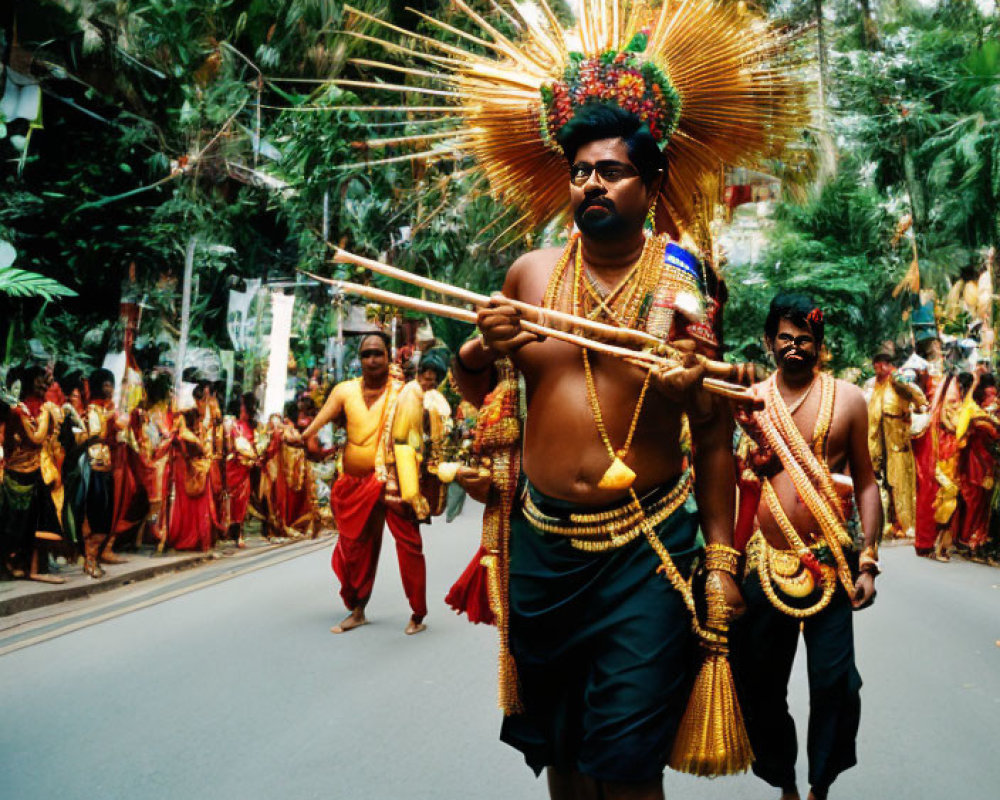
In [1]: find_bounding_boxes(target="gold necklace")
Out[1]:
[574,241,654,491]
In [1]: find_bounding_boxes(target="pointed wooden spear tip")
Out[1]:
[297,268,335,285]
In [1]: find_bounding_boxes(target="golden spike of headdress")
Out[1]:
[361,129,469,149]
[342,5,478,61]
[339,0,811,237]
[269,105,456,114]
[338,30,464,68]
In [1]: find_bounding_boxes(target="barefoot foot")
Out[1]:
[29,573,66,584]
[330,609,368,634]
[404,619,427,636]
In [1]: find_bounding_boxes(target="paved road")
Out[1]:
[1,502,999,799]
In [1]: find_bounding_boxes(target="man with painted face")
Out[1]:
[452,104,741,800]
[301,331,429,635]
[731,292,882,800]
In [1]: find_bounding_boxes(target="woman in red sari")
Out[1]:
[166,388,220,552]
[224,393,260,548]
[956,375,1000,558]
[261,401,316,539]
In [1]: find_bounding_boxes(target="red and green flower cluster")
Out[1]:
[539,43,681,148]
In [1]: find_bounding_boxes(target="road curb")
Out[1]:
[0,537,332,618]
[0,555,212,617]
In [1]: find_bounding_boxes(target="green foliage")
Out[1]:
[0,266,77,300]
[727,0,1000,376]
[725,173,906,372]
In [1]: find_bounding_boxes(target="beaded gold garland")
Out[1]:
[523,472,691,551]
[746,532,836,619]
[755,374,855,596]
[572,237,662,490]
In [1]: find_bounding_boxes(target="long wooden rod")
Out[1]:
[317,277,661,366]
[320,251,743,383]
[318,277,754,402]
[329,247,662,351]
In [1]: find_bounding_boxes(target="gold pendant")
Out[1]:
[768,550,815,598]
[597,456,636,491]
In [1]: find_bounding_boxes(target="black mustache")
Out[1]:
[778,346,814,362]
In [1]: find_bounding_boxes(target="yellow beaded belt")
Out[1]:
[522,472,692,552]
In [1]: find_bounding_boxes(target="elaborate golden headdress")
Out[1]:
[338,0,810,237]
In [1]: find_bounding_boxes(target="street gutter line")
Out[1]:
[0,538,331,657]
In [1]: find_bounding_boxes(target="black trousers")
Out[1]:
[0,469,61,574]
[731,571,862,793]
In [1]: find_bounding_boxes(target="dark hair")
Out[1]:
[556,103,665,188]
[764,292,825,344]
[62,370,86,395]
[241,391,259,425]
[358,331,391,352]
[18,366,47,400]
[89,368,115,392]
[297,394,317,414]
[957,371,975,398]
[146,372,173,405]
[283,400,298,420]
[973,373,996,404]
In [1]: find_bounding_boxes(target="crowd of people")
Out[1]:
[866,339,1000,564]
[0,370,310,582]
[0,339,471,585]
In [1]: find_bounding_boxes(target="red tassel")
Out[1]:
[799,550,824,583]
[445,546,496,625]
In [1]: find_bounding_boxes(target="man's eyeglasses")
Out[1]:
[775,333,815,348]
[569,162,639,186]
[359,349,385,359]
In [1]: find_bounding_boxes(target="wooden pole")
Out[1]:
[175,237,196,397]
[326,248,662,351]
[328,279,753,401]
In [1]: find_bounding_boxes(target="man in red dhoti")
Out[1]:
[301,331,429,635]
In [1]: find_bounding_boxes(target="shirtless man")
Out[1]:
[732,293,881,800]
[301,332,429,636]
[453,104,741,800]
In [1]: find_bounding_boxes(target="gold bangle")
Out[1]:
[859,544,880,576]
[704,543,741,576]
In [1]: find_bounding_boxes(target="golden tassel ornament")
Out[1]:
[482,551,524,714]
[668,572,753,777]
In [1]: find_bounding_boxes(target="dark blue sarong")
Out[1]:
[500,479,701,783]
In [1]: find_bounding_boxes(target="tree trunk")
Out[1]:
[815,0,829,116]
[859,0,879,50]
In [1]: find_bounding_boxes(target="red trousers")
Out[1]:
[330,471,427,622]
